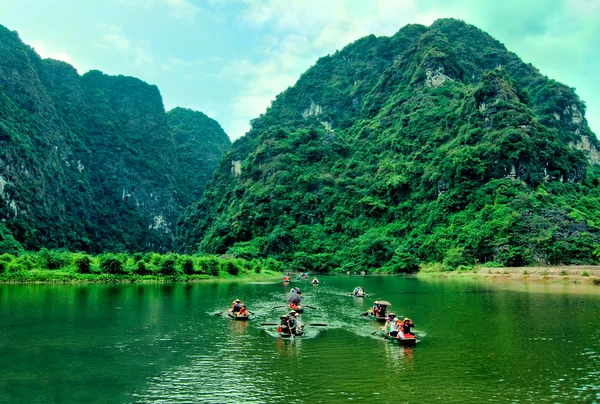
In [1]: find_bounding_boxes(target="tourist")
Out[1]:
[402,318,415,336]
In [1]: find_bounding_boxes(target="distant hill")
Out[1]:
[0,24,230,253]
[178,19,600,272]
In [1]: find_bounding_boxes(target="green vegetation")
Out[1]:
[0,250,281,283]
[0,25,230,254]
[178,19,600,273]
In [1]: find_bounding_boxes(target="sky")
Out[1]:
[0,0,598,140]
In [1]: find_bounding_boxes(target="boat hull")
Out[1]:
[228,312,250,321]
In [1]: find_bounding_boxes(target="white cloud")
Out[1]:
[165,0,199,21]
[98,24,131,50]
[29,40,87,73]
[135,48,153,65]
[119,0,200,21]
[221,0,431,139]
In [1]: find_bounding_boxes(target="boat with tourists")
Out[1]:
[350,286,365,297]
[228,311,250,321]
[227,299,252,320]
[362,300,392,322]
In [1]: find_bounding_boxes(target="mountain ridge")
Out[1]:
[178,18,600,272]
[0,24,231,253]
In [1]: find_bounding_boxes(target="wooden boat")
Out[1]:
[350,293,365,298]
[386,334,417,347]
[228,311,250,321]
[279,326,304,338]
[289,305,304,313]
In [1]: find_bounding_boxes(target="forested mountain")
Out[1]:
[178,19,600,272]
[0,24,230,253]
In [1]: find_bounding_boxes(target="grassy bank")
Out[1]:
[417,265,600,285]
[0,250,284,283]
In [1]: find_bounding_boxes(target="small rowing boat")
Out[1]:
[385,333,417,347]
[228,310,250,321]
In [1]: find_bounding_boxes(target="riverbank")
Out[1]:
[418,265,600,285]
[0,268,283,283]
[0,250,285,283]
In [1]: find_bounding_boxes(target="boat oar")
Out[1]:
[213,312,224,316]
[360,311,370,316]
[272,305,286,309]
[248,310,256,315]
[371,328,383,335]
[304,305,318,310]
[307,323,328,326]
[260,323,278,326]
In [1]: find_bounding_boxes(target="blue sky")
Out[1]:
[1,0,598,140]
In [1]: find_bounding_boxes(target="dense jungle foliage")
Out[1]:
[178,19,600,273]
[0,25,230,253]
[0,249,282,282]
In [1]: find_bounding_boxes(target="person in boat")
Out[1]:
[288,311,301,335]
[289,301,301,309]
[231,299,242,313]
[283,275,290,282]
[372,303,379,317]
[238,304,248,316]
[401,318,415,336]
[311,277,319,285]
[353,286,364,296]
[379,304,388,317]
[384,313,398,336]
[278,315,290,334]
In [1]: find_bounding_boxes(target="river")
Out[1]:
[1,276,599,403]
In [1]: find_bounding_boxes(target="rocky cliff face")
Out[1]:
[0,25,230,253]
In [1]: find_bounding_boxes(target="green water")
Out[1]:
[1,277,599,403]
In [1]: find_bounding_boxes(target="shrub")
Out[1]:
[457,265,474,272]
[198,256,220,276]
[134,261,152,275]
[419,262,449,273]
[160,259,176,276]
[443,248,466,270]
[99,254,126,275]
[221,260,239,276]
[540,269,549,276]
[75,255,92,274]
[523,270,529,275]
[182,259,194,275]
[480,261,503,268]
[560,270,568,276]
[0,253,16,273]
[262,258,283,273]
[582,271,590,277]
[15,254,36,271]
[39,249,68,270]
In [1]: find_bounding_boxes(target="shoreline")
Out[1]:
[417,265,600,286]
[0,270,282,284]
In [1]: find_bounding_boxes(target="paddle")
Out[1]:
[371,327,383,335]
[307,323,328,326]
[259,323,279,326]
[360,311,370,316]
[272,305,286,309]
[304,305,318,310]
[248,310,256,315]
